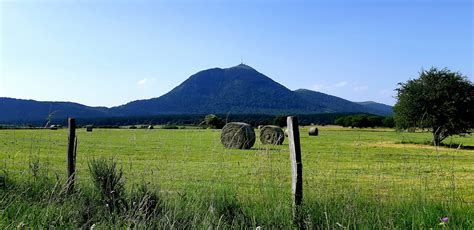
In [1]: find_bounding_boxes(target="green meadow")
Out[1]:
[0,127,473,228]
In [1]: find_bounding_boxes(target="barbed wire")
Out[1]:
[0,128,473,204]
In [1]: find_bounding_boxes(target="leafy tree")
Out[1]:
[382,117,395,128]
[394,67,474,146]
[334,117,346,127]
[204,114,224,129]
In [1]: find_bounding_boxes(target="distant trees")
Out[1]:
[335,114,389,128]
[382,116,395,128]
[394,67,474,146]
[272,115,287,127]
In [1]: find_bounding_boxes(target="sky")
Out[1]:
[1,0,472,107]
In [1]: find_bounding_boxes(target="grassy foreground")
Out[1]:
[0,126,473,228]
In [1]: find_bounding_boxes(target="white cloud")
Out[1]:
[137,78,148,85]
[334,81,348,87]
[353,85,368,91]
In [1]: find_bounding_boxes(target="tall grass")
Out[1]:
[0,128,473,228]
[0,159,472,228]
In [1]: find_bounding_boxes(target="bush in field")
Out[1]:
[88,158,125,213]
[394,67,474,145]
[204,114,224,129]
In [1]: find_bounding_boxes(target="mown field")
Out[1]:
[0,126,473,228]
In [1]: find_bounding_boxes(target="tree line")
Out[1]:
[1,113,394,129]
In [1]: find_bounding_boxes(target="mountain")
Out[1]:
[112,64,320,115]
[356,101,394,116]
[0,64,393,123]
[294,89,369,113]
[113,64,392,116]
[0,97,110,124]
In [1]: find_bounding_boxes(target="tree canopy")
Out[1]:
[203,114,224,129]
[393,67,474,145]
[334,114,394,128]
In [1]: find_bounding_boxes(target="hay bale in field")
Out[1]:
[309,127,318,136]
[86,125,93,132]
[221,122,255,149]
[148,125,154,129]
[260,125,285,145]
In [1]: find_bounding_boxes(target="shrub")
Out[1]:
[204,114,224,129]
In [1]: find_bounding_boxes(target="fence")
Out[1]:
[0,117,473,208]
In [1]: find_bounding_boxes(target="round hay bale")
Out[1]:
[148,125,154,129]
[221,122,255,149]
[260,125,285,145]
[309,127,318,136]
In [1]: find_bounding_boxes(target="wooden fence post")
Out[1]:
[67,118,77,193]
[287,116,303,221]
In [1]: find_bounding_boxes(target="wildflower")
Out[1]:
[438,217,449,226]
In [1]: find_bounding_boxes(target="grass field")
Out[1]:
[0,126,473,228]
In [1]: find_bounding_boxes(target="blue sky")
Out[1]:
[1,0,472,107]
